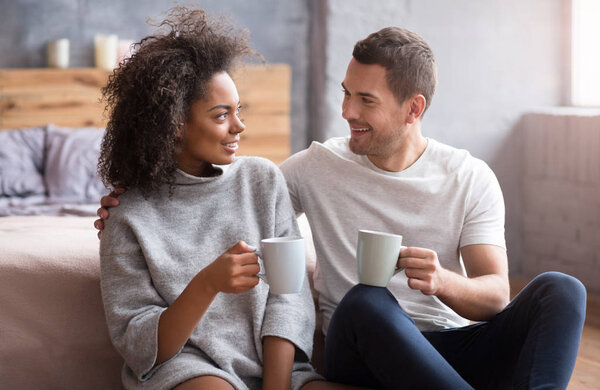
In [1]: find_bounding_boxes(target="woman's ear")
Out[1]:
[407,94,426,124]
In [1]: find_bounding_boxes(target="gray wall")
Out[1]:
[0,0,311,151]
[314,0,569,273]
[1,0,570,273]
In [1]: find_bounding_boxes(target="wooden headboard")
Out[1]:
[0,64,291,164]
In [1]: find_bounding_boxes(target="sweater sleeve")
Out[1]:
[99,215,168,381]
[260,168,316,361]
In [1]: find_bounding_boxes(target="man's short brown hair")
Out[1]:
[353,27,437,115]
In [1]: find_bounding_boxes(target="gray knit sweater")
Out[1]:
[100,157,320,390]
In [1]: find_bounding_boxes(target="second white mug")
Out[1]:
[356,229,406,287]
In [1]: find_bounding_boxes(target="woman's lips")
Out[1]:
[223,141,239,152]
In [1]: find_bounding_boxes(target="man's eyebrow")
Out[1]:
[341,82,378,99]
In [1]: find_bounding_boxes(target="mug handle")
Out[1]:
[255,254,267,281]
[394,245,408,274]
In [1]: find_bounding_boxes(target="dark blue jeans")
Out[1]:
[324,272,586,389]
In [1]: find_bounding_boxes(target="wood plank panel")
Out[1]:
[0,64,292,163]
[0,68,109,129]
[233,64,291,114]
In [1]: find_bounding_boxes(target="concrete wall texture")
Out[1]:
[3,0,587,282]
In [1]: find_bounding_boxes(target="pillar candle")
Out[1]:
[94,34,119,71]
[48,39,69,69]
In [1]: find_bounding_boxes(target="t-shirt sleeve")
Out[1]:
[459,161,506,249]
[261,168,316,361]
[279,150,306,216]
[99,217,169,381]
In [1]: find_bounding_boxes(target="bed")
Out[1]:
[0,64,323,389]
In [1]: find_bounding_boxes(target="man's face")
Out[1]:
[341,59,411,162]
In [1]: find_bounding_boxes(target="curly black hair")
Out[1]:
[98,6,258,195]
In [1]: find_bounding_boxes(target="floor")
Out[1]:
[511,277,600,389]
[569,294,600,389]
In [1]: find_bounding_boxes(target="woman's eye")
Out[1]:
[217,113,227,120]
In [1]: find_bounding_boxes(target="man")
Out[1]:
[97,27,586,389]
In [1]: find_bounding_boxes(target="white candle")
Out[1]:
[48,39,69,69]
[94,34,119,71]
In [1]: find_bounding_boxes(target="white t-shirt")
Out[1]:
[280,137,506,333]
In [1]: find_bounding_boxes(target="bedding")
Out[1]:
[0,216,124,389]
[0,126,46,196]
[0,125,106,216]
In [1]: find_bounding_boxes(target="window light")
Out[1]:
[571,0,600,106]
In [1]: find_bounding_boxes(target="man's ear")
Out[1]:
[407,94,426,124]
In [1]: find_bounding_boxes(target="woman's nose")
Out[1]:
[231,114,245,133]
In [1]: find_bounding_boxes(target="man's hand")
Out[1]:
[94,188,124,239]
[397,247,447,296]
[398,244,509,321]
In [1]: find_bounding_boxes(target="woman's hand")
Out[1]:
[200,241,261,294]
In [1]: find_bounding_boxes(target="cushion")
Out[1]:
[44,124,107,202]
[0,127,47,196]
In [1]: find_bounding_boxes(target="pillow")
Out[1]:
[44,124,108,202]
[0,127,47,196]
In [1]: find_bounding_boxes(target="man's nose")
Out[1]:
[342,99,359,120]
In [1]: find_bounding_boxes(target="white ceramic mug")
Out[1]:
[356,229,406,287]
[258,237,305,294]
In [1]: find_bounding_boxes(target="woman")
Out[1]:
[98,7,333,390]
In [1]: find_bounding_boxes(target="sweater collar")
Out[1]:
[174,164,229,185]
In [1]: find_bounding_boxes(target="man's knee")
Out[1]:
[333,284,413,325]
[531,272,586,316]
[532,271,586,297]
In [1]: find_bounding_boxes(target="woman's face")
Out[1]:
[176,71,245,176]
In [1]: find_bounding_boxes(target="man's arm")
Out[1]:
[399,244,509,321]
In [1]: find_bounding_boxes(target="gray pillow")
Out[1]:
[44,124,107,202]
[0,127,47,196]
